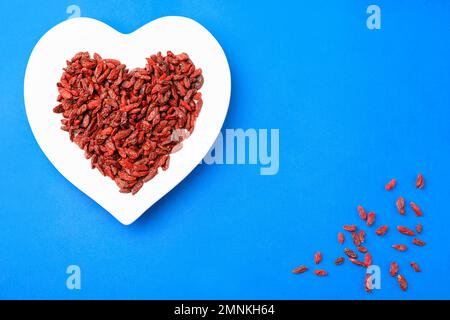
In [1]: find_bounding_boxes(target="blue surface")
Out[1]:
[0,0,449,299]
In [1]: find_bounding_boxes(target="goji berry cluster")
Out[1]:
[53,51,204,194]
[292,173,427,293]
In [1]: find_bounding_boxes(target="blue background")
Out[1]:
[0,0,449,299]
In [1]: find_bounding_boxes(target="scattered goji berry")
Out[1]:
[412,238,426,246]
[343,225,357,232]
[375,225,389,236]
[358,230,366,243]
[344,248,358,259]
[390,262,399,277]
[410,262,421,272]
[314,270,328,276]
[410,202,423,217]
[292,265,308,274]
[396,196,405,215]
[349,258,366,267]
[397,226,415,236]
[364,253,372,267]
[416,173,425,189]
[352,231,361,246]
[385,179,396,191]
[338,232,345,245]
[366,212,376,227]
[392,244,408,251]
[364,274,373,293]
[416,224,423,234]
[314,251,322,265]
[397,274,408,291]
[357,205,367,221]
[357,246,368,253]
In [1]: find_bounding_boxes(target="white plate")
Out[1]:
[24,17,231,225]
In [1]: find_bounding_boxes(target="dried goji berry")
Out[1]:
[338,232,345,245]
[397,226,415,236]
[343,225,357,232]
[352,231,361,246]
[396,196,405,215]
[385,179,396,191]
[410,202,423,217]
[314,251,322,265]
[390,262,399,277]
[416,173,425,189]
[412,238,426,246]
[357,246,368,253]
[349,258,366,267]
[397,274,408,291]
[364,253,372,267]
[314,270,328,276]
[366,212,376,227]
[416,224,423,234]
[344,248,358,259]
[358,230,366,243]
[364,273,373,293]
[357,205,367,221]
[292,265,308,274]
[392,244,408,252]
[410,262,421,272]
[375,225,389,236]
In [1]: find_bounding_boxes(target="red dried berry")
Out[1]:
[358,230,366,243]
[314,251,322,265]
[397,226,415,236]
[397,274,408,291]
[314,270,328,277]
[352,231,361,247]
[416,173,425,189]
[357,205,367,221]
[364,273,373,293]
[412,238,426,246]
[344,248,358,259]
[396,196,405,215]
[392,244,408,251]
[385,179,396,191]
[390,262,399,277]
[338,232,345,245]
[366,212,376,227]
[357,246,368,253]
[364,253,372,267]
[410,262,421,272]
[410,202,423,217]
[292,265,308,274]
[343,225,357,232]
[416,223,423,234]
[349,258,366,267]
[335,257,345,265]
[375,225,389,236]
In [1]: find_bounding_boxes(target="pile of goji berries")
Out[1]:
[292,173,427,293]
[53,51,204,194]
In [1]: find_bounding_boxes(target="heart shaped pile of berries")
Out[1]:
[53,51,204,194]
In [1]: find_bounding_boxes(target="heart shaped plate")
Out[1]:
[24,16,231,225]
